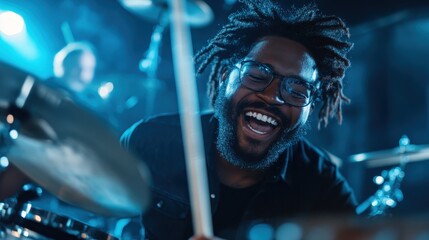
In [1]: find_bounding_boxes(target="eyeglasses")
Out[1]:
[235,60,320,107]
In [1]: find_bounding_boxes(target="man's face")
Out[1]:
[79,52,96,84]
[65,51,96,85]
[214,36,318,169]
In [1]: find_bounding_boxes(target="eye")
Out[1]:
[283,78,312,99]
[289,89,308,99]
[241,64,270,83]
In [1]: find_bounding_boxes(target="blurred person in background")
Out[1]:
[50,41,102,109]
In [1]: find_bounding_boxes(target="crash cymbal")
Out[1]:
[349,144,429,168]
[0,62,151,217]
[119,0,214,27]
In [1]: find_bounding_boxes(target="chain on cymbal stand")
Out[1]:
[356,135,410,217]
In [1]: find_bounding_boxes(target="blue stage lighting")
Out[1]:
[0,11,25,36]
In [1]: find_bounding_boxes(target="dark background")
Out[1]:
[2,0,429,217]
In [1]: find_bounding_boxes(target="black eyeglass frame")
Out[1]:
[233,60,321,107]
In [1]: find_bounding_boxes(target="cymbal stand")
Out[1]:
[0,76,35,160]
[356,135,409,217]
[139,10,169,117]
[0,76,40,232]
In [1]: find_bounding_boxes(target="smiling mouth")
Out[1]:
[243,111,279,135]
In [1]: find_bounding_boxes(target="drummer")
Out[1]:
[2,1,357,239]
[52,42,96,94]
[121,1,357,239]
[49,42,108,111]
[50,41,120,128]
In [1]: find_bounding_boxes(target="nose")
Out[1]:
[256,78,285,105]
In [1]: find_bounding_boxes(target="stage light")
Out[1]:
[98,82,114,99]
[0,11,25,36]
[248,223,274,240]
[120,0,153,8]
[0,156,9,168]
[9,129,18,139]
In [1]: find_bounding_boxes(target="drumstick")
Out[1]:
[169,0,213,237]
[61,21,74,44]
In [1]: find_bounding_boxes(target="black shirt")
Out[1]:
[213,182,263,239]
[121,112,357,240]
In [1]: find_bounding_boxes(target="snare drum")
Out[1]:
[2,202,118,240]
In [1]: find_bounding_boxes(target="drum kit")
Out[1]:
[0,0,215,239]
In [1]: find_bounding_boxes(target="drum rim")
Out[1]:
[2,224,49,239]
[18,203,118,240]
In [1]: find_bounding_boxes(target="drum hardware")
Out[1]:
[356,165,406,217]
[0,184,119,239]
[1,202,13,226]
[103,7,169,117]
[354,135,411,217]
[1,61,151,217]
[1,224,49,240]
[349,135,429,168]
[138,9,168,117]
[15,203,118,240]
[0,202,119,240]
[118,0,214,117]
[10,185,43,224]
[118,0,214,27]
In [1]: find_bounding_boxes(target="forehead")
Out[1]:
[245,36,317,81]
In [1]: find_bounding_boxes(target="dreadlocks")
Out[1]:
[194,0,353,128]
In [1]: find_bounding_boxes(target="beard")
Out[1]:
[213,84,310,170]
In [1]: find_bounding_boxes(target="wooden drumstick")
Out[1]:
[169,0,213,237]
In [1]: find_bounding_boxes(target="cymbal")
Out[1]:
[349,144,429,168]
[119,0,214,27]
[0,62,151,217]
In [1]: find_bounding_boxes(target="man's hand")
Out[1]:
[189,235,226,240]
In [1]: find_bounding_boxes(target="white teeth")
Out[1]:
[245,111,278,126]
[247,124,265,135]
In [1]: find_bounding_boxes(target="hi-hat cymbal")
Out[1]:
[0,62,151,217]
[119,0,214,27]
[349,144,429,168]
